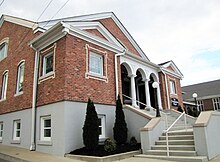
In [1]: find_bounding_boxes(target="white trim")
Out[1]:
[212,98,220,110]
[0,122,3,141]
[1,71,8,100]
[43,52,53,75]
[0,15,37,29]
[13,120,21,141]
[15,61,25,95]
[0,38,9,62]
[98,115,106,139]
[40,116,51,141]
[169,80,176,95]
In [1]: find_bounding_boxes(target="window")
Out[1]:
[197,100,204,111]
[89,52,103,76]
[213,98,220,110]
[40,116,51,141]
[0,122,3,141]
[0,42,8,61]
[1,71,8,100]
[98,115,106,139]
[16,62,25,94]
[13,120,21,141]
[170,80,176,94]
[43,52,53,75]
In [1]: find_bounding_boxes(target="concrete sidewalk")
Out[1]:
[1,144,220,162]
[0,144,82,162]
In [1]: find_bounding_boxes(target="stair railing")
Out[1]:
[122,94,168,128]
[164,111,187,156]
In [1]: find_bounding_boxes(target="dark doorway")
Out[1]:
[135,70,146,109]
[121,64,131,104]
[149,75,157,108]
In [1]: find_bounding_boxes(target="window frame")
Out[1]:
[169,80,176,95]
[0,122,3,141]
[0,38,9,61]
[1,71,8,100]
[98,115,106,139]
[213,98,220,110]
[43,52,54,76]
[197,100,204,111]
[89,52,104,76]
[13,120,21,141]
[40,116,51,141]
[15,61,25,95]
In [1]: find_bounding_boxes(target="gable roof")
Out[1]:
[159,60,183,79]
[182,79,220,101]
[38,12,149,61]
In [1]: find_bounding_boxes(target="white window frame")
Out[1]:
[40,116,51,141]
[15,62,25,95]
[1,71,8,100]
[197,100,204,111]
[13,120,21,141]
[169,80,176,95]
[213,98,220,110]
[98,115,106,139]
[43,52,54,76]
[89,52,104,76]
[0,122,3,141]
[0,40,8,61]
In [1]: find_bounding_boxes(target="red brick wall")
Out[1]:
[84,29,107,41]
[98,18,141,57]
[63,34,117,105]
[159,72,183,110]
[203,99,214,111]
[0,21,37,114]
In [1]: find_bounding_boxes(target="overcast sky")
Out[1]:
[1,0,220,86]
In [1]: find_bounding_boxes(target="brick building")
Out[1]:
[0,12,184,156]
[182,79,220,111]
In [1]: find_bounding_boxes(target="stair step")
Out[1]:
[162,130,193,136]
[135,154,208,162]
[152,145,195,151]
[145,150,197,156]
[159,135,194,140]
[156,140,194,145]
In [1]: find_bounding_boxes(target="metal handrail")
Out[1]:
[122,94,167,114]
[164,111,187,156]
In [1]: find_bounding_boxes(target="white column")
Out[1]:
[156,86,163,110]
[144,79,151,109]
[129,74,138,107]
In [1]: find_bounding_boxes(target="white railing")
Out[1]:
[164,111,187,156]
[122,94,169,128]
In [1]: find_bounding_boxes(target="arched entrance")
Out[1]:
[149,74,158,108]
[121,64,131,104]
[135,70,146,109]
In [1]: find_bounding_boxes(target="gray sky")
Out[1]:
[1,0,220,86]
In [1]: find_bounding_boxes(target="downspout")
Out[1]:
[30,46,40,151]
[161,69,171,110]
[115,50,126,99]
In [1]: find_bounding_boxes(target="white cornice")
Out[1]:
[161,67,183,79]
[65,21,123,48]
[0,15,38,29]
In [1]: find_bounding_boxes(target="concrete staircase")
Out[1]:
[136,109,208,162]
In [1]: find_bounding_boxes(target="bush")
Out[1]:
[82,98,99,150]
[113,95,128,145]
[104,138,116,152]
[129,136,137,146]
[177,105,183,113]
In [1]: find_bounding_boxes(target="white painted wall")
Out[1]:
[194,111,220,160]
[124,109,149,142]
[0,109,32,149]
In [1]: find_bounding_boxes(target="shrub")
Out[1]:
[113,95,128,145]
[129,136,137,146]
[82,98,99,150]
[104,138,116,152]
[177,105,183,112]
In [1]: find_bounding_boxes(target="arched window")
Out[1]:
[16,61,25,94]
[0,38,9,61]
[1,71,8,100]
